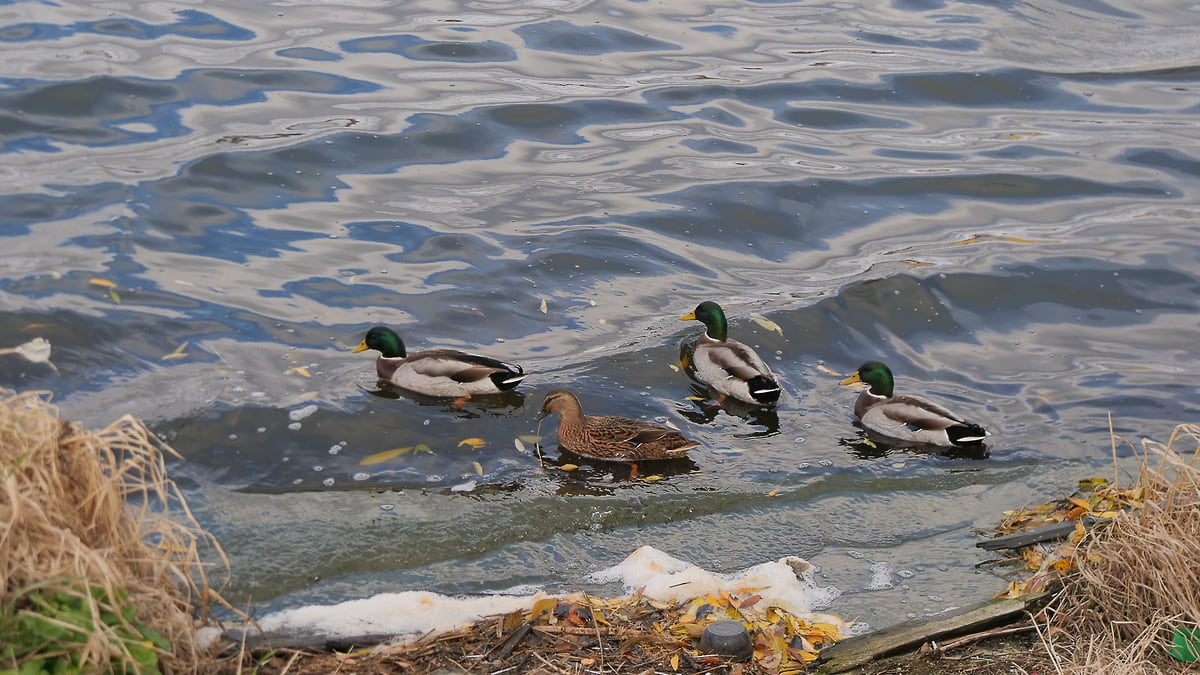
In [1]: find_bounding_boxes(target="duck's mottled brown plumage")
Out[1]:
[536,388,698,462]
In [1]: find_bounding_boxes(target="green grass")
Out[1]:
[1,581,170,675]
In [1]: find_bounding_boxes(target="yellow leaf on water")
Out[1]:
[685,396,706,401]
[538,297,547,313]
[161,342,189,361]
[89,277,117,288]
[359,447,413,465]
[668,363,679,372]
[767,489,780,497]
[750,313,783,336]
[108,288,120,303]
[472,461,484,476]
[559,464,579,471]
[414,443,433,454]
[816,363,842,377]
[291,366,311,377]
[518,434,542,443]
[514,438,527,454]
[641,475,664,482]
[458,438,486,449]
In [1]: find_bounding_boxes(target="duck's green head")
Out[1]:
[680,301,728,341]
[353,326,407,358]
[840,361,894,397]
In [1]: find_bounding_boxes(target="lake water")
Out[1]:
[2,0,1198,633]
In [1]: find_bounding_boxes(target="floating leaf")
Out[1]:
[289,366,311,378]
[161,342,189,361]
[641,475,664,482]
[685,395,706,401]
[767,489,780,497]
[518,434,542,444]
[108,288,121,303]
[458,438,486,449]
[359,447,412,465]
[816,363,842,377]
[514,438,527,454]
[0,338,58,373]
[89,277,117,288]
[559,463,579,472]
[750,313,783,336]
[472,461,484,476]
[668,363,679,372]
[538,297,547,313]
[414,443,433,454]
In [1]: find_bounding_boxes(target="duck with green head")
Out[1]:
[537,388,699,463]
[840,361,988,447]
[353,326,526,397]
[679,301,781,405]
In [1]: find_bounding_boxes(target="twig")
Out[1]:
[530,649,569,674]
[278,649,302,675]
[934,623,1037,654]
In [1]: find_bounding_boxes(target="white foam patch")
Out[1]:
[866,561,895,591]
[252,545,847,641]
[256,591,548,640]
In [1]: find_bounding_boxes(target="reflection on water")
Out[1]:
[2,0,1199,630]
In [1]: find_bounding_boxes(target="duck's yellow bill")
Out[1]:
[352,340,370,353]
[679,311,696,321]
[839,372,863,386]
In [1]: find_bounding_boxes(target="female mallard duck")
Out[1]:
[840,361,988,447]
[536,388,699,462]
[353,326,526,397]
[679,301,781,405]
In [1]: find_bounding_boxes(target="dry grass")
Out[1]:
[0,388,228,673]
[1038,423,1200,674]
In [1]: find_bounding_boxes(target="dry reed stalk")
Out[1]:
[1040,423,1200,674]
[0,388,229,673]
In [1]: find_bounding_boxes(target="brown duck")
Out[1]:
[536,388,699,462]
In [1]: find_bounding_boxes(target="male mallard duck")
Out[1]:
[353,326,526,397]
[840,361,988,447]
[679,301,781,405]
[536,388,699,462]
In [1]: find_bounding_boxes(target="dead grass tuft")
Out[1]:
[1040,423,1200,674]
[0,388,229,673]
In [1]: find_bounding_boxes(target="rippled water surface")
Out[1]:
[3,0,1199,631]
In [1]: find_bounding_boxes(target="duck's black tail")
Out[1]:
[948,423,988,446]
[748,375,782,404]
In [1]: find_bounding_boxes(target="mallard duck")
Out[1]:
[352,326,526,397]
[536,388,699,462]
[840,361,988,447]
[679,301,781,405]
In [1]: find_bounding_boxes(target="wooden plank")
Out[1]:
[816,593,1045,674]
[975,520,1082,550]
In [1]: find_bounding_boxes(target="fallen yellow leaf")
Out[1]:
[750,313,783,336]
[359,447,412,465]
[458,437,486,449]
[88,277,117,288]
[289,366,311,377]
[108,288,120,303]
[559,463,579,471]
[472,461,483,476]
[641,475,664,482]
[161,342,189,361]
